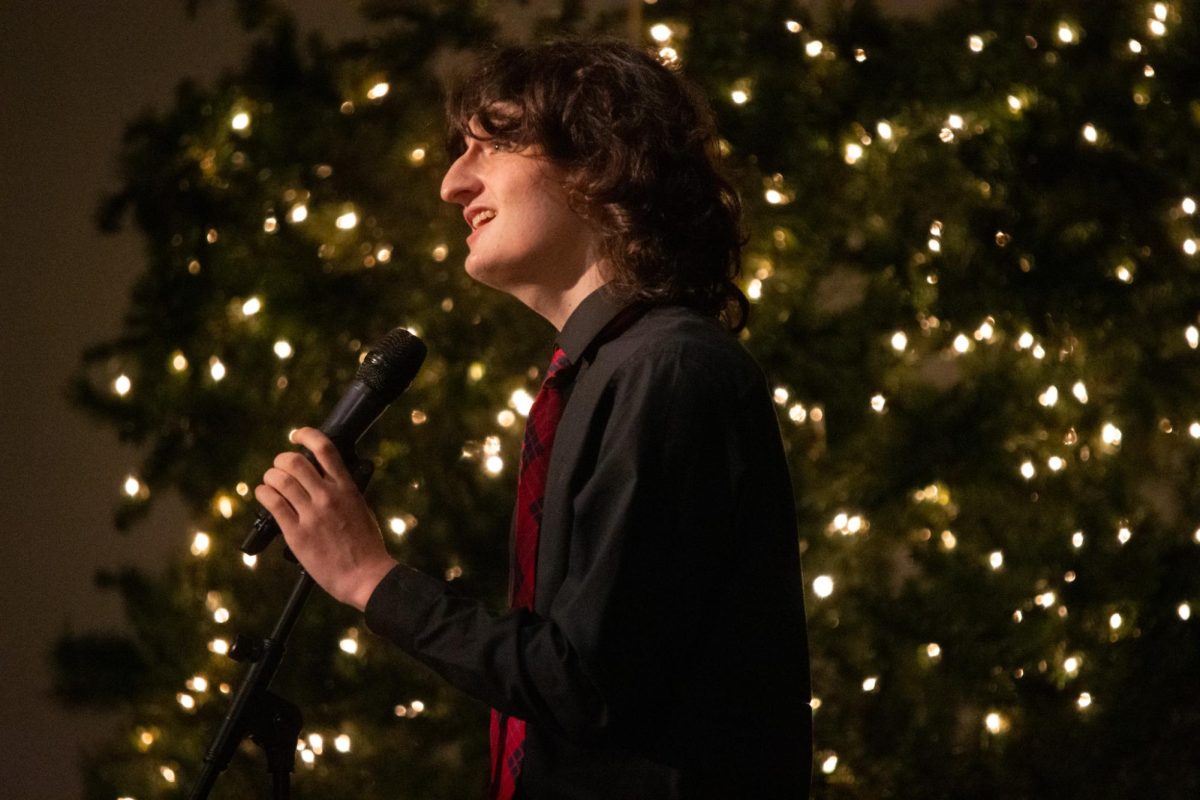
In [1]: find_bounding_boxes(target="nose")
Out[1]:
[440,146,482,206]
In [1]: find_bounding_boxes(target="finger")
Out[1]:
[292,427,352,484]
[255,483,299,528]
[262,466,313,507]
[274,451,325,495]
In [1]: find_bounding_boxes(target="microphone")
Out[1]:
[241,327,427,555]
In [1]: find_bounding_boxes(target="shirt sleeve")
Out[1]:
[364,343,747,744]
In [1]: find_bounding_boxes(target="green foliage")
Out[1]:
[64,0,1200,797]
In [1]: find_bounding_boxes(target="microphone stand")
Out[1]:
[188,459,374,799]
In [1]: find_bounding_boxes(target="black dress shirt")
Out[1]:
[365,285,813,798]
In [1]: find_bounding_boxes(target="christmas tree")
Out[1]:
[61,0,1200,797]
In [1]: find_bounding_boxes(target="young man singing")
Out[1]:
[256,37,813,799]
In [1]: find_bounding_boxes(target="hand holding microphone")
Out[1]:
[250,327,426,610]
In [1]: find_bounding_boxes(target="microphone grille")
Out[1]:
[356,327,427,400]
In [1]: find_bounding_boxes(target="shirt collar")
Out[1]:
[556,284,629,364]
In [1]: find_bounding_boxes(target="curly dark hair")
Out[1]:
[445,36,749,332]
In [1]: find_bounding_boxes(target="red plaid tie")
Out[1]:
[489,345,574,800]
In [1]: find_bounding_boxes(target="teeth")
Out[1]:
[471,209,496,228]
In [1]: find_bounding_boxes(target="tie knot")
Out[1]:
[545,345,572,382]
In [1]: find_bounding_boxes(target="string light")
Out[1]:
[114,374,132,396]
[242,553,258,568]
[1183,197,1196,215]
[209,357,226,382]
[288,204,308,223]
[968,34,984,52]
[805,40,824,58]
[1179,602,1192,620]
[862,676,879,692]
[510,389,534,416]
[1101,423,1122,446]
[336,209,359,230]
[241,296,261,316]
[230,111,250,131]
[334,734,351,753]
[985,711,1009,734]
[821,754,838,774]
[367,81,390,100]
[812,575,834,598]
[989,551,1004,569]
[190,532,211,557]
[1077,692,1093,710]
[650,24,672,42]
[1072,381,1089,403]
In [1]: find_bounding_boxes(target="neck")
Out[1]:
[512,262,611,331]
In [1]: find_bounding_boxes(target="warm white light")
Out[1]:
[1057,23,1076,44]
[1036,591,1056,608]
[339,637,359,655]
[367,81,390,100]
[510,389,534,417]
[217,495,234,519]
[485,455,504,475]
[926,643,941,659]
[274,340,292,359]
[774,387,790,405]
[389,517,408,536]
[747,279,763,300]
[334,734,351,753]
[968,34,984,52]
[870,394,886,412]
[1072,531,1085,548]
[862,676,878,692]
[1109,612,1123,629]
[114,374,132,396]
[209,358,226,382]
[1048,456,1065,472]
[243,553,257,568]
[288,204,308,223]
[1117,526,1132,544]
[985,711,1005,733]
[821,754,838,774]
[1154,3,1169,22]
[785,20,802,34]
[953,334,970,353]
[1184,239,1198,256]
[1179,602,1192,620]
[947,113,964,130]
[891,331,908,351]
[497,409,516,427]
[1183,197,1197,215]
[805,40,824,57]
[1039,385,1059,407]
[1149,18,1167,37]
[650,23,672,42]
[1102,423,1122,446]
[1077,692,1093,709]
[764,189,786,205]
[308,733,324,754]
[188,675,208,692]
[730,89,749,105]
[876,121,893,140]
[336,210,358,230]
[989,551,1004,569]
[1187,325,1200,349]
[210,638,229,655]
[788,404,807,423]
[231,111,251,131]
[123,475,142,497]
[213,607,230,624]
[1189,422,1200,439]
[1128,38,1143,53]
[191,532,211,556]
[1082,123,1098,143]
[177,693,195,710]
[844,143,864,164]
[1020,461,1036,480]
[1064,656,1080,675]
[1007,95,1023,111]
[812,575,834,598]
[241,296,262,316]
[171,351,189,371]
[1072,381,1089,403]
[300,748,316,765]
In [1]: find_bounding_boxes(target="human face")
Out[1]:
[440,117,601,300]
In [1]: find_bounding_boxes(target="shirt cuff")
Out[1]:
[363,563,447,651]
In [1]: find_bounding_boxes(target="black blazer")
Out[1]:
[366,291,813,798]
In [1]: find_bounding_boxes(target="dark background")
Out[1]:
[0,1,939,796]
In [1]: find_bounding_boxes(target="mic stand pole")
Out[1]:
[188,459,374,799]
